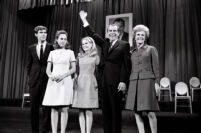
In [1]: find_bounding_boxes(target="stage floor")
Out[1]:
[0,106,201,133]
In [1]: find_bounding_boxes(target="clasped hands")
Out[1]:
[49,74,67,83]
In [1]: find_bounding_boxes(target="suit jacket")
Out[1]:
[84,26,130,87]
[129,44,159,80]
[121,32,129,42]
[27,43,54,89]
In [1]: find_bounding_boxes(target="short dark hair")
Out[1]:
[113,18,125,27]
[34,25,47,33]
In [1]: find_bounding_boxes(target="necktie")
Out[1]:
[108,41,113,52]
[40,45,44,60]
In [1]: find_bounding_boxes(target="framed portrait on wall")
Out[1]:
[105,13,133,46]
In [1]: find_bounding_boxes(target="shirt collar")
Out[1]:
[110,39,118,46]
[119,33,123,40]
[38,41,47,47]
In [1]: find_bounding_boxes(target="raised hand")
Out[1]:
[79,10,87,21]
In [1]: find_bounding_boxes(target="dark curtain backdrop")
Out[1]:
[0,0,201,99]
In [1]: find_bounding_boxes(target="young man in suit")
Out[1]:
[27,26,54,133]
[79,11,131,133]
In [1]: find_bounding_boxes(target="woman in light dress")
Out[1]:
[72,37,100,133]
[42,30,76,133]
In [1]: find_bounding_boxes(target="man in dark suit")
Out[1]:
[113,18,129,42]
[79,11,130,133]
[27,26,53,133]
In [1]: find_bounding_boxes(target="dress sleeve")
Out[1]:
[95,55,100,65]
[70,50,76,62]
[151,46,159,78]
[47,51,52,62]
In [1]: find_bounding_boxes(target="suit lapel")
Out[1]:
[108,41,119,54]
[42,43,51,61]
[31,44,40,61]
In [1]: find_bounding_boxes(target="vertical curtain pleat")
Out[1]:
[18,0,94,10]
[0,0,28,99]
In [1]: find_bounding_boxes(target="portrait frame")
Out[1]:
[105,13,133,46]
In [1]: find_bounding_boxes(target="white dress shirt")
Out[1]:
[36,41,47,59]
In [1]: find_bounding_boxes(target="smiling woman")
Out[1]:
[53,30,71,49]
[42,29,76,133]
[72,36,100,133]
[125,24,159,133]
[132,25,149,49]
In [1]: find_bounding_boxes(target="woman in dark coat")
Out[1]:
[125,24,159,133]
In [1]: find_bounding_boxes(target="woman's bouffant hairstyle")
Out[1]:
[133,24,150,39]
[78,36,98,57]
[53,30,71,49]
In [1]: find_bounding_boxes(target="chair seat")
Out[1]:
[24,93,30,97]
[22,93,30,108]
[176,96,191,99]
[159,87,170,91]
[191,87,201,90]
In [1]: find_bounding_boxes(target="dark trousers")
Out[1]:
[30,85,50,133]
[101,85,123,133]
